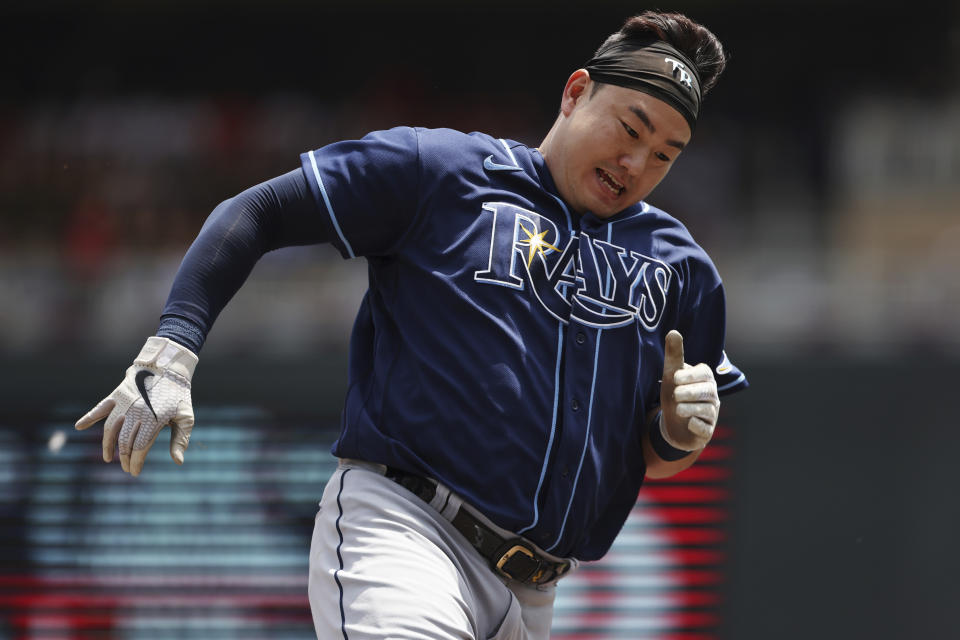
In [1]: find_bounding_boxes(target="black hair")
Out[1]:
[595,11,727,95]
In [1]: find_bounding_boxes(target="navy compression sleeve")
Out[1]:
[156,169,328,354]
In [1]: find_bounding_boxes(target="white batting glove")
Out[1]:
[659,330,721,451]
[75,336,198,477]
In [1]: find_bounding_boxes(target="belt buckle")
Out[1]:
[495,541,546,584]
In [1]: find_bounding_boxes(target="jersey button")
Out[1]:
[571,399,580,411]
[575,332,586,345]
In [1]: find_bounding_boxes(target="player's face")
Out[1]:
[542,71,691,218]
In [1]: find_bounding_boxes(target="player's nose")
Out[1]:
[618,148,647,176]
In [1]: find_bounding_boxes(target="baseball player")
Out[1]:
[76,11,747,639]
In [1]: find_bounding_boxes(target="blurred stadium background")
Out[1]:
[1,1,958,638]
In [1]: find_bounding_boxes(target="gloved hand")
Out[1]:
[75,336,198,476]
[659,330,720,451]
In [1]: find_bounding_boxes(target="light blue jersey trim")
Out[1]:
[604,224,614,299]
[308,150,355,259]
[608,200,650,226]
[517,324,565,535]
[518,191,573,534]
[718,372,747,392]
[498,138,520,168]
[553,202,612,550]
[544,194,573,230]
[548,330,603,552]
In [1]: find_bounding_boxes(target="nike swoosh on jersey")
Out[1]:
[135,370,158,420]
[483,155,522,172]
[716,351,733,374]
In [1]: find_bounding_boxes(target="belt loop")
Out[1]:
[429,482,455,518]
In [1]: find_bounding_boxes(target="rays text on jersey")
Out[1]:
[474,202,672,329]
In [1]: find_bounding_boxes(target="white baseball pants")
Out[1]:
[308,459,570,639]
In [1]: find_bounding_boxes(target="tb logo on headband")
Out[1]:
[664,57,694,92]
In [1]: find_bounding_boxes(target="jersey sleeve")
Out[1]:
[676,263,749,396]
[300,126,422,258]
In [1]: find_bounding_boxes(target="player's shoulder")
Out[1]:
[412,127,508,158]
[626,201,703,251]
[409,127,531,181]
[412,127,499,146]
[314,126,507,164]
[634,201,721,281]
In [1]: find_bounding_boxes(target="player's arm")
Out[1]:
[642,330,720,479]
[75,169,328,476]
[157,169,328,353]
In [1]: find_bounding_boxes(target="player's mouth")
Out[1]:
[596,168,625,197]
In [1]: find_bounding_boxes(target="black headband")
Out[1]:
[584,40,702,131]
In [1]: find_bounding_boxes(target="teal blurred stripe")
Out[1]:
[0,406,730,639]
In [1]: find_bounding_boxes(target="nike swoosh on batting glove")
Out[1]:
[75,336,199,477]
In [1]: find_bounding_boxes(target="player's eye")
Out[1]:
[655,151,672,162]
[620,121,639,139]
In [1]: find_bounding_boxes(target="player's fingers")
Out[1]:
[688,416,715,439]
[129,427,163,477]
[662,330,686,381]
[118,417,142,474]
[102,409,126,462]
[75,398,115,431]
[170,405,194,465]
[675,401,718,424]
[674,381,719,404]
[673,363,713,386]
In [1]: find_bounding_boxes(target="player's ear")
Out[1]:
[560,70,590,116]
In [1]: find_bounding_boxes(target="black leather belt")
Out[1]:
[385,467,571,586]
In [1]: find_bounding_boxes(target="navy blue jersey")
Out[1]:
[300,126,747,560]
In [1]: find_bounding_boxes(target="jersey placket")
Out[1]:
[539,214,622,555]
[546,319,603,554]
